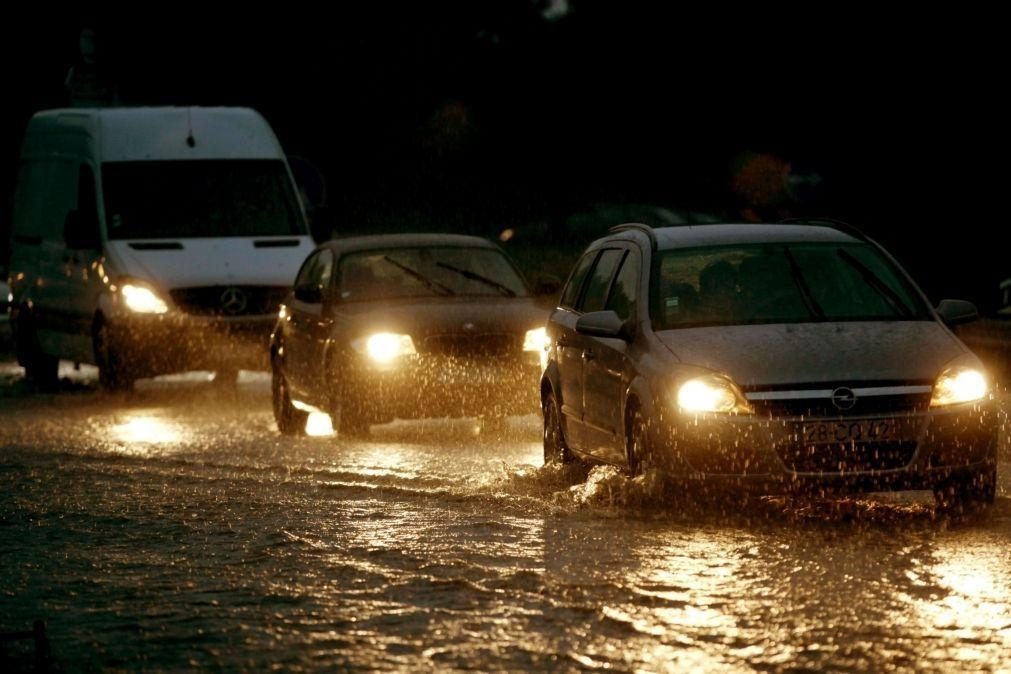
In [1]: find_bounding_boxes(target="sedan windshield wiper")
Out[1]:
[382,256,454,296]
[783,248,825,320]
[836,249,913,318]
[436,262,516,297]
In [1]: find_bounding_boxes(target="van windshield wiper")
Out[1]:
[836,249,914,318]
[436,262,516,297]
[382,256,454,296]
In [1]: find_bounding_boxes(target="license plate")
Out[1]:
[800,419,898,444]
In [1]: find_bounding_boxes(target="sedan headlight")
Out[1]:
[931,366,987,407]
[353,332,417,363]
[121,283,169,314]
[676,374,752,414]
[523,327,548,352]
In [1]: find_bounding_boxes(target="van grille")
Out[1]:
[169,286,289,317]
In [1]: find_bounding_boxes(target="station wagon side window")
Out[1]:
[605,248,640,322]
[578,249,624,313]
[559,250,599,309]
[293,250,334,302]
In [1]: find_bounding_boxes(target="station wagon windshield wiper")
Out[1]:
[836,249,913,318]
[382,256,455,296]
[783,248,825,320]
[436,262,516,297]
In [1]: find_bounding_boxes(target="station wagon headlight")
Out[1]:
[121,283,169,314]
[931,366,987,407]
[677,374,752,414]
[353,332,417,363]
[523,327,548,352]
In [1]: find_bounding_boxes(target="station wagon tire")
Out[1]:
[329,394,370,439]
[93,320,135,391]
[272,360,307,435]
[542,391,571,465]
[933,465,997,513]
[15,308,58,389]
[626,407,653,477]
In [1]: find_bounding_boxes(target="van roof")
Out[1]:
[22,107,286,162]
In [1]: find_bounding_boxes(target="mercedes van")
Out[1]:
[7,107,315,389]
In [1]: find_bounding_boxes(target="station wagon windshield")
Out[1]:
[338,246,528,301]
[654,242,930,329]
[102,160,305,239]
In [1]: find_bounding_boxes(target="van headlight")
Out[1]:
[676,374,752,414]
[121,283,169,314]
[352,332,417,363]
[931,366,987,407]
[523,327,547,352]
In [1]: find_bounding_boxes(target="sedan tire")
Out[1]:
[543,391,572,465]
[272,361,307,435]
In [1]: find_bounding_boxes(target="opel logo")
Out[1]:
[462,322,476,331]
[220,287,248,315]
[831,387,857,410]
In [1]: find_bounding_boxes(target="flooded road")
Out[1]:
[3,363,1011,672]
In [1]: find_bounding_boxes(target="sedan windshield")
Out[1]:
[338,246,528,301]
[654,242,930,329]
[103,160,305,239]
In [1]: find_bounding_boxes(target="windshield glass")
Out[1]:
[654,242,930,329]
[102,160,305,239]
[338,246,528,301]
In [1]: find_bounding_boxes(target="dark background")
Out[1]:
[2,3,1003,309]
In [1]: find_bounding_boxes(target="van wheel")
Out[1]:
[272,359,307,435]
[93,321,135,391]
[15,309,58,389]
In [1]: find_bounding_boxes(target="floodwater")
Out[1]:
[2,363,1011,672]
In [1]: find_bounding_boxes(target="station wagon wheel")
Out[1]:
[543,391,571,465]
[271,359,307,435]
[626,408,653,477]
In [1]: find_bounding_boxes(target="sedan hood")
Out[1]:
[337,297,549,337]
[656,321,968,387]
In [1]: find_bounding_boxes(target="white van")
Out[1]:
[7,107,315,389]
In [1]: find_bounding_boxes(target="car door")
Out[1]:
[582,247,640,462]
[563,248,625,454]
[552,250,599,450]
[285,249,333,397]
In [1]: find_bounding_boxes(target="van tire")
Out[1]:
[93,320,135,391]
[15,308,58,389]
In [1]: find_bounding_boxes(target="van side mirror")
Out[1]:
[936,299,979,326]
[533,274,562,297]
[575,310,630,340]
[293,283,323,304]
[63,210,101,250]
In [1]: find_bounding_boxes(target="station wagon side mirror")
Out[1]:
[63,210,101,250]
[576,310,630,340]
[293,283,323,304]
[936,299,979,326]
[533,274,562,297]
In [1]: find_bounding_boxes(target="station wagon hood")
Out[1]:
[105,237,315,289]
[338,297,548,337]
[656,321,969,387]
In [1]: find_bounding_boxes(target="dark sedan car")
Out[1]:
[270,234,550,435]
[541,222,998,510]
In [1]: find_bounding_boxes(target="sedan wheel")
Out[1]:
[626,408,653,477]
[272,361,307,435]
[543,392,571,465]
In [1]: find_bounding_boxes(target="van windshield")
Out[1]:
[102,160,305,239]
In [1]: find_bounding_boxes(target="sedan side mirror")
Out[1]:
[293,283,323,304]
[936,299,979,326]
[575,310,629,340]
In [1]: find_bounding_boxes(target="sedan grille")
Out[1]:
[777,441,918,473]
[169,286,289,317]
[419,333,519,358]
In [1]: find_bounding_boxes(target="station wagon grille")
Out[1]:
[420,333,518,358]
[169,286,289,316]
[777,441,918,473]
